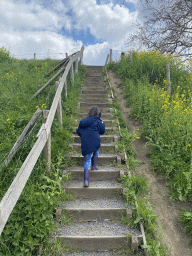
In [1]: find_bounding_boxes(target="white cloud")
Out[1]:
[71,0,138,43]
[0,0,140,65]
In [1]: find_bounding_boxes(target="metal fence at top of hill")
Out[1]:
[0,46,84,235]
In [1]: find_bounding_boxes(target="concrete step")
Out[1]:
[54,220,142,251]
[57,198,131,222]
[80,94,110,99]
[78,107,114,113]
[73,134,120,143]
[77,112,113,119]
[82,88,107,94]
[80,102,112,108]
[79,98,112,104]
[73,126,117,134]
[63,208,127,222]
[84,80,106,88]
[69,153,121,165]
[74,119,115,127]
[83,85,106,89]
[86,73,102,77]
[69,143,117,154]
[63,180,122,199]
[63,166,120,180]
[86,65,103,70]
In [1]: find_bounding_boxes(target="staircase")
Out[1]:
[54,66,143,255]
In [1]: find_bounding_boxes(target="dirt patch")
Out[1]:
[107,70,192,256]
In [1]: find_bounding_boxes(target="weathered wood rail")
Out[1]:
[0,46,84,235]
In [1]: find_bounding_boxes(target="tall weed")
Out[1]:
[0,48,86,255]
[107,50,192,201]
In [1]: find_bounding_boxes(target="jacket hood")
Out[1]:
[79,116,99,128]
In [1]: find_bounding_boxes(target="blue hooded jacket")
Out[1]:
[77,116,105,156]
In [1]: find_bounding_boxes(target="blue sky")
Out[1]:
[0,0,140,65]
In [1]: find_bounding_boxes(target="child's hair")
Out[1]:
[88,106,101,118]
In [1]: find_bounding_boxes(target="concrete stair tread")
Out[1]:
[55,220,141,237]
[64,180,122,188]
[62,198,127,209]
[69,143,115,146]
[65,166,122,172]
[69,153,120,158]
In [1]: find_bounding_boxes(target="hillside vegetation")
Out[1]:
[0,47,86,255]
[107,50,192,241]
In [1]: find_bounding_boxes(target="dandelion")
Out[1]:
[124,175,126,177]
[36,106,39,108]
[136,137,140,139]
[7,118,11,121]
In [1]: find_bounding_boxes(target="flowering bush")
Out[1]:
[107,50,192,201]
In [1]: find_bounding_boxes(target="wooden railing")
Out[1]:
[0,46,84,235]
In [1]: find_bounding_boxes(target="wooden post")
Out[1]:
[3,108,42,166]
[80,46,84,64]
[75,58,78,73]
[70,64,74,83]
[34,53,36,59]
[64,81,67,98]
[43,110,51,172]
[110,49,112,62]
[55,81,63,125]
[166,62,171,96]
[66,53,68,58]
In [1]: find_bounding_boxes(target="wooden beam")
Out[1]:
[32,65,65,98]
[44,58,69,78]
[0,130,47,235]
[80,46,84,64]
[110,49,112,62]
[55,81,63,125]
[45,51,82,136]
[42,110,51,172]
[3,108,43,166]
[70,64,74,83]
[75,58,78,73]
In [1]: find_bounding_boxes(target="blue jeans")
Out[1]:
[84,149,99,169]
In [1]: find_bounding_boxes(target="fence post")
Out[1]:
[34,53,36,59]
[110,49,112,62]
[66,53,68,58]
[166,62,171,96]
[43,110,51,172]
[70,64,74,83]
[75,58,78,73]
[55,81,63,125]
[80,46,84,64]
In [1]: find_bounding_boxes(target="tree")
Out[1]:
[128,0,192,58]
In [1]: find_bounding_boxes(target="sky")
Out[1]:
[0,0,142,65]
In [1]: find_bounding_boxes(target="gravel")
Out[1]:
[65,180,121,188]
[66,166,124,171]
[63,252,113,256]
[62,198,129,209]
[56,220,141,237]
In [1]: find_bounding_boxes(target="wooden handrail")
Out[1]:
[0,46,84,235]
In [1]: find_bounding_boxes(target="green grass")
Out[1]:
[0,47,86,255]
[105,68,168,256]
[107,50,192,250]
